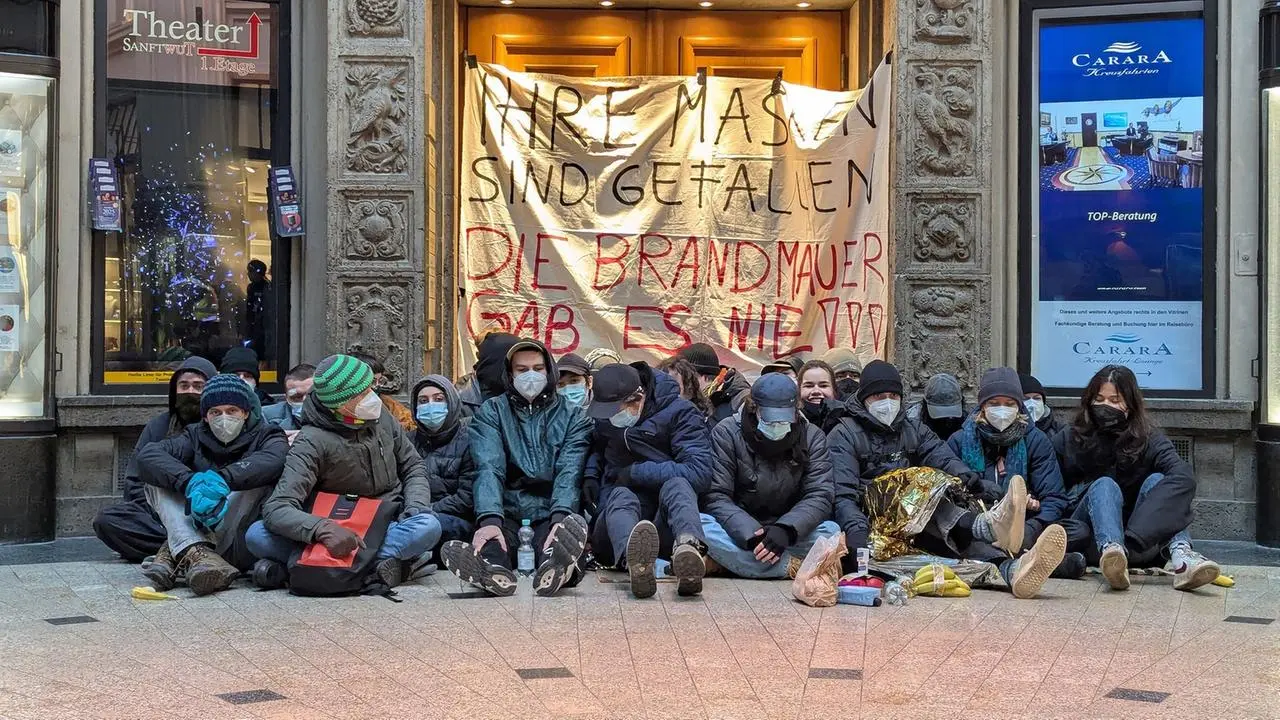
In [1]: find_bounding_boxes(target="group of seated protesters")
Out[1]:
[91,337,1221,599]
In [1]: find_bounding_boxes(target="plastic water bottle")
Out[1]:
[517,519,536,576]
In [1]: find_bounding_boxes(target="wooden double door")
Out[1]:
[465,8,846,90]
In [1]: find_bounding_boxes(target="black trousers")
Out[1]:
[478,517,585,587]
[93,500,166,563]
[590,478,703,568]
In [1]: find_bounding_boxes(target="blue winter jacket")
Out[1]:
[583,363,714,501]
[470,339,593,526]
[946,421,1068,531]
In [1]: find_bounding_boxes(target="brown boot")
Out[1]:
[179,544,240,596]
[141,543,177,591]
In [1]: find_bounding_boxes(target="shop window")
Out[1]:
[95,0,289,390]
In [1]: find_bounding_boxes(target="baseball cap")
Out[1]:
[586,364,642,420]
[924,373,964,419]
[752,373,798,423]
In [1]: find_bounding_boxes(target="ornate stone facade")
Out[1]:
[346,0,407,37]
[913,0,975,45]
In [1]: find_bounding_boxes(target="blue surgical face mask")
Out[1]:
[558,383,588,408]
[610,408,640,428]
[513,370,547,401]
[758,419,791,441]
[288,401,304,419]
[416,401,449,431]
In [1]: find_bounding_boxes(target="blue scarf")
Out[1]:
[958,414,1029,490]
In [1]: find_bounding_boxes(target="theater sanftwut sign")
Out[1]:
[119,8,263,77]
[459,59,892,370]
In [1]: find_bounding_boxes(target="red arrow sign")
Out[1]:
[197,12,260,59]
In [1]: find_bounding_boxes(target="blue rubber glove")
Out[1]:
[186,470,231,531]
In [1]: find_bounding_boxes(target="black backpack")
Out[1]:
[287,493,395,597]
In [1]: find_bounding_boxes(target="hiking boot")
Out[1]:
[1100,543,1130,590]
[533,513,588,597]
[1170,544,1220,592]
[407,553,438,581]
[977,474,1027,554]
[251,558,288,590]
[141,542,178,592]
[625,521,659,599]
[671,535,707,597]
[179,544,240,596]
[440,540,517,597]
[1051,551,1087,580]
[376,557,406,590]
[1008,524,1067,599]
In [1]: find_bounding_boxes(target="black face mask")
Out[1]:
[835,378,858,399]
[801,400,826,424]
[174,393,202,425]
[1090,403,1128,431]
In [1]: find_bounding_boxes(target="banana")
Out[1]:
[131,586,177,601]
[1212,574,1235,588]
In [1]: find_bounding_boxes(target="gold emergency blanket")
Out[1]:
[864,467,962,561]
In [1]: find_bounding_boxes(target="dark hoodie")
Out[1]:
[410,374,476,520]
[120,356,218,505]
[709,368,751,423]
[469,339,593,526]
[459,333,520,418]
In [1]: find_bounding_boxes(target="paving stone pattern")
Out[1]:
[0,560,1277,719]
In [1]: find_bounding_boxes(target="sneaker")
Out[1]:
[141,542,178,592]
[407,553,438,581]
[179,544,240,596]
[251,558,288,590]
[625,521,659,599]
[978,475,1027,554]
[1170,545,1220,592]
[1009,524,1067,599]
[1100,543,1130,590]
[533,514,588,598]
[375,557,406,590]
[440,541,517,597]
[671,536,707,597]
[1050,551,1087,580]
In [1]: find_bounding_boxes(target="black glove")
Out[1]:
[758,525,793,556]
[961,472,1002,503]
[313,520,362,558]
[614,465,633,487]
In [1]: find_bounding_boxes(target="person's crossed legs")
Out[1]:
[699,513,839,580]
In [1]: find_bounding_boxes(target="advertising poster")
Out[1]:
[1033,16,1206,391]
[0,129,21,177]
[0,246,19,293]
[0,304,19,352]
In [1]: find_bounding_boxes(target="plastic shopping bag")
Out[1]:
[792,532,848,608]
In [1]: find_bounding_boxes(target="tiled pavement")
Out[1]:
[1,558,1278,720]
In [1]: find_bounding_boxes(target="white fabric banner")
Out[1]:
[458,59,892,370]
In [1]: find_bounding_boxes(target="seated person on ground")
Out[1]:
[349,351,415,433]
[1020,373,1067,437]
[247,354,441,591]
[820,348,863,400]
[701,374,838,579]
[221,346,276,407]
[556,352,592,410]
[410,374,477,548]
[827,361,1065,599]
[947,367,1086,580]
[678,342,751,423]
[134,374,288,596]
[94,356,216,563]
[262,363,315,436]
[1054,364,1220,592]
[585,362,712,598]
[760,358,800,381]
[798,360,850,433]
[905,372,968,442]
[458,332,520,418]
[440,339,593,597]
[656,356,717,422]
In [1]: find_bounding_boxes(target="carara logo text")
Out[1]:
[1071,40,1171,77]
[1072,335,1172,357]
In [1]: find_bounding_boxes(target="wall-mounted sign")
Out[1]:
[107,1,275,87]
[268,165,304,238]
[1028,11,1209,393]
[88,158,123,232]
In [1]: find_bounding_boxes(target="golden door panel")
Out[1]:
[465,9,649,77]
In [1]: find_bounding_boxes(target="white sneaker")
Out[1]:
[1010,524,1067,599]
[1100,543,1129,590]
[1171,545,1220,592]
[978,475,1027,554]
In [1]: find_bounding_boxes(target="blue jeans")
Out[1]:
[245,513,443,564]
[699,513,840,579]
[1070,474,1191,552]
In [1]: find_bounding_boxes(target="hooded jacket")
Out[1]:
[704,413,834,548]
[470,339,593,527]
[260,391,431,543]
[135,397,288,494]
[410,374,476,520]
[709,368,751,423]
[583,362,714,501]
[827,397,971,549]
[121,356,218,506]
[459,333,520,418]
[262,401,303,431]
[1053,426,1195,562]
[946,420,1068,535]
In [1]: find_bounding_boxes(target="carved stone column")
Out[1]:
[890,0,992,395]
[324,0,428,395]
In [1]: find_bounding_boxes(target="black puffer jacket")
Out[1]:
[135,419,288,494]
[411,374,475,520]
[827,398,970,549]
[704,413,834,549]
[1053,427,1195,563]
[709,369,751,423]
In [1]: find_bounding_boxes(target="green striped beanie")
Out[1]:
[313,354,374,409]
